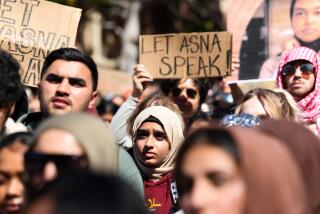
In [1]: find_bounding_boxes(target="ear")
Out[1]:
[0,104,14,129]
[37,83,41,100]
[9,103,15,116]
[88,91,98,109]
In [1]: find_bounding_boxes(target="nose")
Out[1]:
[56,79,70,95]
[294,67,303,77]
[145,136,155,148]
[306,14,316,25]
[7,177,23,197]
[179,88,188,100]
[189,179,212,211]
[43,162,58,182]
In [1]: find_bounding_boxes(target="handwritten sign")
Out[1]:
[0,0,81,87]
[139,32,232,79]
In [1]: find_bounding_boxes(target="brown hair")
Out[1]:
[235,88,301,121]
[127,91,182,136]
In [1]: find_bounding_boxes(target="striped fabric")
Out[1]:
[276,47,320,135]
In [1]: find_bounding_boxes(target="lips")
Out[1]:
[291,81,303,87]
[2,203,22,212]
[51,97,71,108]
[303,28,316,34]
[142,148,155,159]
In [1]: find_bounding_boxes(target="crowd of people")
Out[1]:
[0,0,319,213]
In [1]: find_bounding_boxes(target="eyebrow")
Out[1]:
[294,7,320,11]
[137,128,148,132]
[46,73,62,82]
[46,74,87,86]
[153,130,166,135]
[0,171,11,178]
[69,77,86,86]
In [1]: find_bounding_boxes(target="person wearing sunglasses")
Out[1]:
[259,0,320,79]
[110,64,207,149]
[24,113,144,199]
[276,46,320,135]
[161,78,209,124]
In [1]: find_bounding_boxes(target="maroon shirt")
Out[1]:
[144,173,176,214]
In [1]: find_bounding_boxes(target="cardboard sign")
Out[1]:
[228,79,276,103]
[0,0,81,87]
[139,32,232,79]
[98,67,132,95]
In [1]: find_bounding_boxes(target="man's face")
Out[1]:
[292,0,320,42]
[169,79,200,121]
[38,60,97,116]
[0,142,27,214]
[282,60,316,100]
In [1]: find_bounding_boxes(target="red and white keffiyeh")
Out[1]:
[276,47,320,134]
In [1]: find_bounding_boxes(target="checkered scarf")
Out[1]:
[276,47,320,134]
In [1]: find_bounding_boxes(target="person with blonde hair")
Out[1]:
[235,88,301,121]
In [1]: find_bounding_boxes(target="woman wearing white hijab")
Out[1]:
[130,106,184,213]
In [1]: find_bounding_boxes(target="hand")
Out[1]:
[232,57,240,73]
[132,64,153,98]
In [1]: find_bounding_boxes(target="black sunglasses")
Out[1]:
[170,87,198,99]
[25,151,87,176]
[24,151,88,195]
[281,62,315,77]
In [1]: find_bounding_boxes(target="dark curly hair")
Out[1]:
[0,50,24,108]
[160,78,210,106]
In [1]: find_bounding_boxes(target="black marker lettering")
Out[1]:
[0,0,15,24]
[20,0,40,27]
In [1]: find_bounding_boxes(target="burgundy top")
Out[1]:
[144,172,177,214]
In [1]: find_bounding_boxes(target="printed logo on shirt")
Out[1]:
[146,197,162,211]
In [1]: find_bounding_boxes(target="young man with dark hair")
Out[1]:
[18,48,98,130]
[276,46,320,135]
[18,48,144,199]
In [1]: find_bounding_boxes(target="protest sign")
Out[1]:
[0,0,81,87]
[139,32,232,79]
[228,79,276,103]
[98,67,132,95]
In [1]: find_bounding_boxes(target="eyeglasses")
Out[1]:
[170,87,198,99]
[25,151,87,172]
[281,62,315,77]
[24,151,87,182]
[24,151,88,196]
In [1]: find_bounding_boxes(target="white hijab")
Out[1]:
[132,106,184,179]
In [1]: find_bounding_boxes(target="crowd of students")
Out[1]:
[0,0,319,213]
[0,43,318,214]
